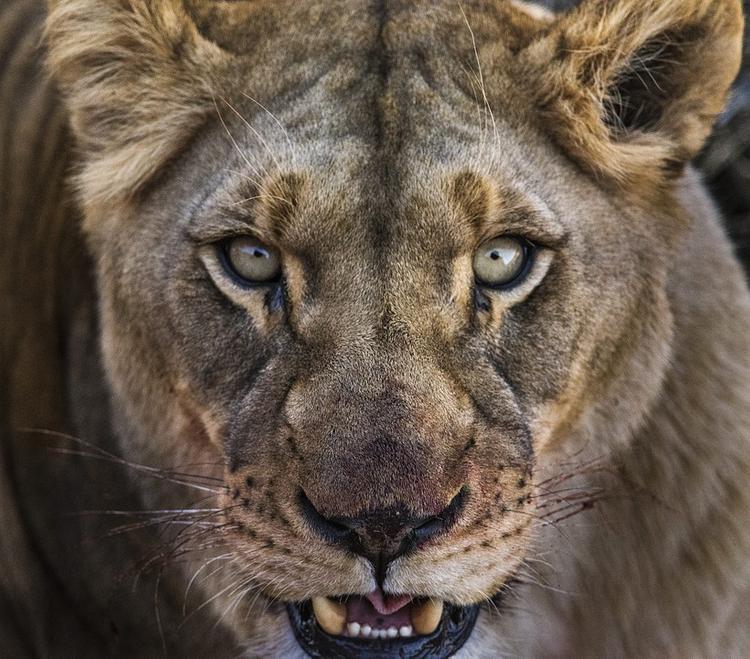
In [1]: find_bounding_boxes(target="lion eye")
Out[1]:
[473,236,532,288]
[221,236,281,285]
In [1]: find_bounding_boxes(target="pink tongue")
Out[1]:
[346,590,413,628]
[367,590,412,615]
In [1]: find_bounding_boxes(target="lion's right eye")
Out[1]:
[473,236,534,289]
[220,236,281,285]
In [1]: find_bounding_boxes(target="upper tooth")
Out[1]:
[311,597,346,636]
[411,599,444,635]
[347,622,361,637]
[361,624,372,637]
[399,625,413,637]
[387,626,399,638]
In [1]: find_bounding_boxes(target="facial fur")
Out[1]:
[41,0,745,655]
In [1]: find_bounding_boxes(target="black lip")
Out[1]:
[287,600,479,659]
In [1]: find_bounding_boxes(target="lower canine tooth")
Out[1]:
[412,599,444,635]
[311,597,346,636]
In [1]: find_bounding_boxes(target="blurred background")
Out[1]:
[540,0,750,275]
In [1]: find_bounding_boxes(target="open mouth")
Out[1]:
[287,591,479,658]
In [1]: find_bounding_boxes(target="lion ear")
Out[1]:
[521,0,744,188]
[46,1,229,208]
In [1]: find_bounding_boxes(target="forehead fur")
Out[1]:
[42,0,556,213]
[45,0,743,221]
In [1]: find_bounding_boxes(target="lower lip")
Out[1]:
[286,600,480,659]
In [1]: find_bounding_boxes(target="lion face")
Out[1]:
[47,0,743,655]
[90,73,674,655]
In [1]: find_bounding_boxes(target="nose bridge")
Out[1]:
[310,343,461,450]
[290,340,470,517]
[305,228,448,355]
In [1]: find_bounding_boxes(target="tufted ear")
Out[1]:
[46,0,230,209]
[521,0,744,189]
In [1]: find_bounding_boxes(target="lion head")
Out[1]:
[45,0,743,656]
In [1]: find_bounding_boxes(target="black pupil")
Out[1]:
[490,251,501,260]
[252,248,268,259]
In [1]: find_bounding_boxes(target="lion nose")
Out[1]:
[299,488,467,581]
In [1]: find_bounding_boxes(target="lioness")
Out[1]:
[1,0,749,656]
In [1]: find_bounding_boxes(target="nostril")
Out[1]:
[412,516,445,544]
[299,486,470,561]
[298,490,353,546]
[412,486,469,546]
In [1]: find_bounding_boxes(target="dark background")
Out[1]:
[539,0,750,273]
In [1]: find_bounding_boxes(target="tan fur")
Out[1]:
[45,0,229,214]
[0,0,748,656]
[523,0,744,192]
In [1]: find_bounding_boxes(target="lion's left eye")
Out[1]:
[473,236,533,289]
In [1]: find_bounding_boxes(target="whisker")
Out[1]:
[240,91,298,168]
[77,509,225,517]
[459,2,500,149]
[214,95,265,180]
[220,95,283,173]
[133,523,241,585]
[154,569,168,655]
[23,427,225,485]
[47,448,225,494]
[184,553,236,615]
[105,516,228,538]
[227,193,294,208]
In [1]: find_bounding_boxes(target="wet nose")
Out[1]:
[299,488,467,580]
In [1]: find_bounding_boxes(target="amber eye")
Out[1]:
[473,236,533,289]
[221,236,281,285]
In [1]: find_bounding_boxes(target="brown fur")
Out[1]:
[0,0,748,656]
[524,0,744,191]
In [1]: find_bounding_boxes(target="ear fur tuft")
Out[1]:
[46,0,230,210]
[521,0,744,189]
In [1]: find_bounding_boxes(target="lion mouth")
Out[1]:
[287,591,479,658]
